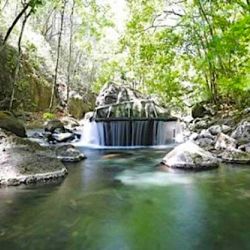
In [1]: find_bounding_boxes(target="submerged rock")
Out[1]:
[0,111,26,137]
[0,129,67,186]
[161,141,219,170]
[55,145,86,162]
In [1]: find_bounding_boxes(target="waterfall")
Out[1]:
[78,119,183,147]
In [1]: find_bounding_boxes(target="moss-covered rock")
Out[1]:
[0,40,53,111]
[68,93,90,119]
[0,111,26,137]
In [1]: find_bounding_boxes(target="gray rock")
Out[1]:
[52,132,75,143]
[195,137,215,150]
[191,102,210,118]
[215,133,237,151]
[94,82,173,120]
[0,111,26,137]
[199,129,214,139]
[61,116,79,130]
[208,125,231,135]
[161,141,219,170]
[56,145,86,162]
[44,119,65,133]
[238,143,250,153]
[231,121,250,143]
[190,132,199,140]
[243,107,250,114]
[0,129,67,186]
[219,149,250,164]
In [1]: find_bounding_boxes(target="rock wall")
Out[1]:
[0,41,53,111]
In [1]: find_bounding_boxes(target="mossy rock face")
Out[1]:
[68,94,90,119]
[0,40,53,112]
[0,111,26,137]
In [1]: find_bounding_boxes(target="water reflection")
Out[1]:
[1,148,250,249]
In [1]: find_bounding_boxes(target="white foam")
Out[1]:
[116,171,192,187]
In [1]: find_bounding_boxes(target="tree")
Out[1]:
[2,0,43,46]
[49,0,67,111]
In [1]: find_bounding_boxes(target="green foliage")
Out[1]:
[95,0,250,108]
[42,112,55,120]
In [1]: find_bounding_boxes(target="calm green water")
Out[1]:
[1,147,250,250]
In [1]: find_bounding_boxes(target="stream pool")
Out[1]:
[1,147,250,250]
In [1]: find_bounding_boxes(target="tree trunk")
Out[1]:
[66,0,75,106]
[9,8,32,110]
[49,0,67,111]
[2,1,31,45]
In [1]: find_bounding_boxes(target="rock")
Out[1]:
[195,137,215,150]
[208,125,231,136]
[215,133,237,151]
[238,143,250,153]
[0,129,67,186]
[191,102,214,118]
[68,92,90,119]
[191,118,213,130]
[55,145,86,162]
[30,132,44,139]
[60,116,79,130]
[161,141,219,170]
[231,121,250,144]
[0,111,26,137]
[44,119,65,133]
[52,132,75,143]
[243,107,250,114]
[190,132,199,140]
[79,112,94,125]
[94,82,174,120]
[219,150,250,164]
[199,129,214,139]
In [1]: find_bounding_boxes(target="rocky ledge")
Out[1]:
[0,129,68,186]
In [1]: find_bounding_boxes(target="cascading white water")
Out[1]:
[77,119,183,147]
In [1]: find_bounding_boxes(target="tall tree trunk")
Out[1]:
[9,8,32,110]
[49,0,67,111]
[66,0,75,106]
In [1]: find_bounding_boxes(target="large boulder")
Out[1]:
[0,111,26,137]
[0,129,67,186]
[95,82,143,107]
[161,141,219,170]
[94,82,172,120]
